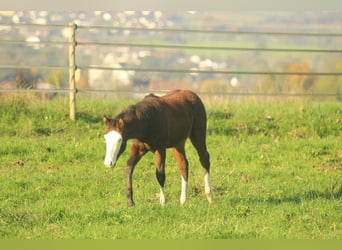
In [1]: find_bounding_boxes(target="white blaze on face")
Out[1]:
[104,130,123,168]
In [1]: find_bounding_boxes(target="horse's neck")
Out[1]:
[125,118,147,140]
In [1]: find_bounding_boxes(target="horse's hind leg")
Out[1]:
[172,143,189,205]
[155,148,166,206]
[190,131,214,203]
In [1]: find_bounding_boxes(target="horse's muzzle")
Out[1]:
[105,163,112,168]
[104,130,122,169]
[104,161,115,168]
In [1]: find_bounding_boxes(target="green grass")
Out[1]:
[0,95,341,239]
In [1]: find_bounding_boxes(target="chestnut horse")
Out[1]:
[103,89,214,207]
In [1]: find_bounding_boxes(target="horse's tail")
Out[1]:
[189,91,210,173]
[191,92,207,134]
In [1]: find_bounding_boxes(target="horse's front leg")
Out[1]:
[125,142,148,207]
[125,163,135,207]
[155,148,166,206]
[172,144,189,205]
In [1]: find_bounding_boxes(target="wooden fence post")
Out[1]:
[69,22,77,121]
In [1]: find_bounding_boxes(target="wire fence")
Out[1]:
[0,22,342,119]
[1,23,342,76]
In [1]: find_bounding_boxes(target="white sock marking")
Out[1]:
[180,176,188,205]
[204,172,214,203]
[204,172,211,194]
[160,187,166,207]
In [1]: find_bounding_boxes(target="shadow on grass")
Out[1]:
[265,188,342,204]
[220,187,342,205]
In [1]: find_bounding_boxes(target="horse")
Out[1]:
[103,89,214,207]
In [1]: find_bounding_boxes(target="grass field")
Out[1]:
[0,95,341,239]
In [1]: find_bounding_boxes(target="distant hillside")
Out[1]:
[1,11,341,98]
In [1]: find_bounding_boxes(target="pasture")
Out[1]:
[0,95,341,239]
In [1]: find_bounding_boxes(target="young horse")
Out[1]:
[103,89,214,207]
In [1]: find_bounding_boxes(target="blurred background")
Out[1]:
[0,11,342,102]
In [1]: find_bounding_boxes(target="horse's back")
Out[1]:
[161,89,205,116]
[159,90,206,147]
[162,89,199,102]
[162,89,204,110]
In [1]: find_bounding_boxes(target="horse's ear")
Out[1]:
[118,118,124,130]
[103,116,110,126]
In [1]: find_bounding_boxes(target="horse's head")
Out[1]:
[103,116,127,168]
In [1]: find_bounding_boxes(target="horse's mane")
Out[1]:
[116,93,162,121]
[135,94,162,120]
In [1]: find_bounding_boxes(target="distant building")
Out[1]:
[88,53,133,91]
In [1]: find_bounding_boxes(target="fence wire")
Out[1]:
[80,65,342,76]
[76,24,342,37]
[0,88,338,98]
[76,41,342,54]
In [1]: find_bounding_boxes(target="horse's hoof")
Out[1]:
[160,198,166,207]
[127,201,135,207]
[206,195,215,204]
